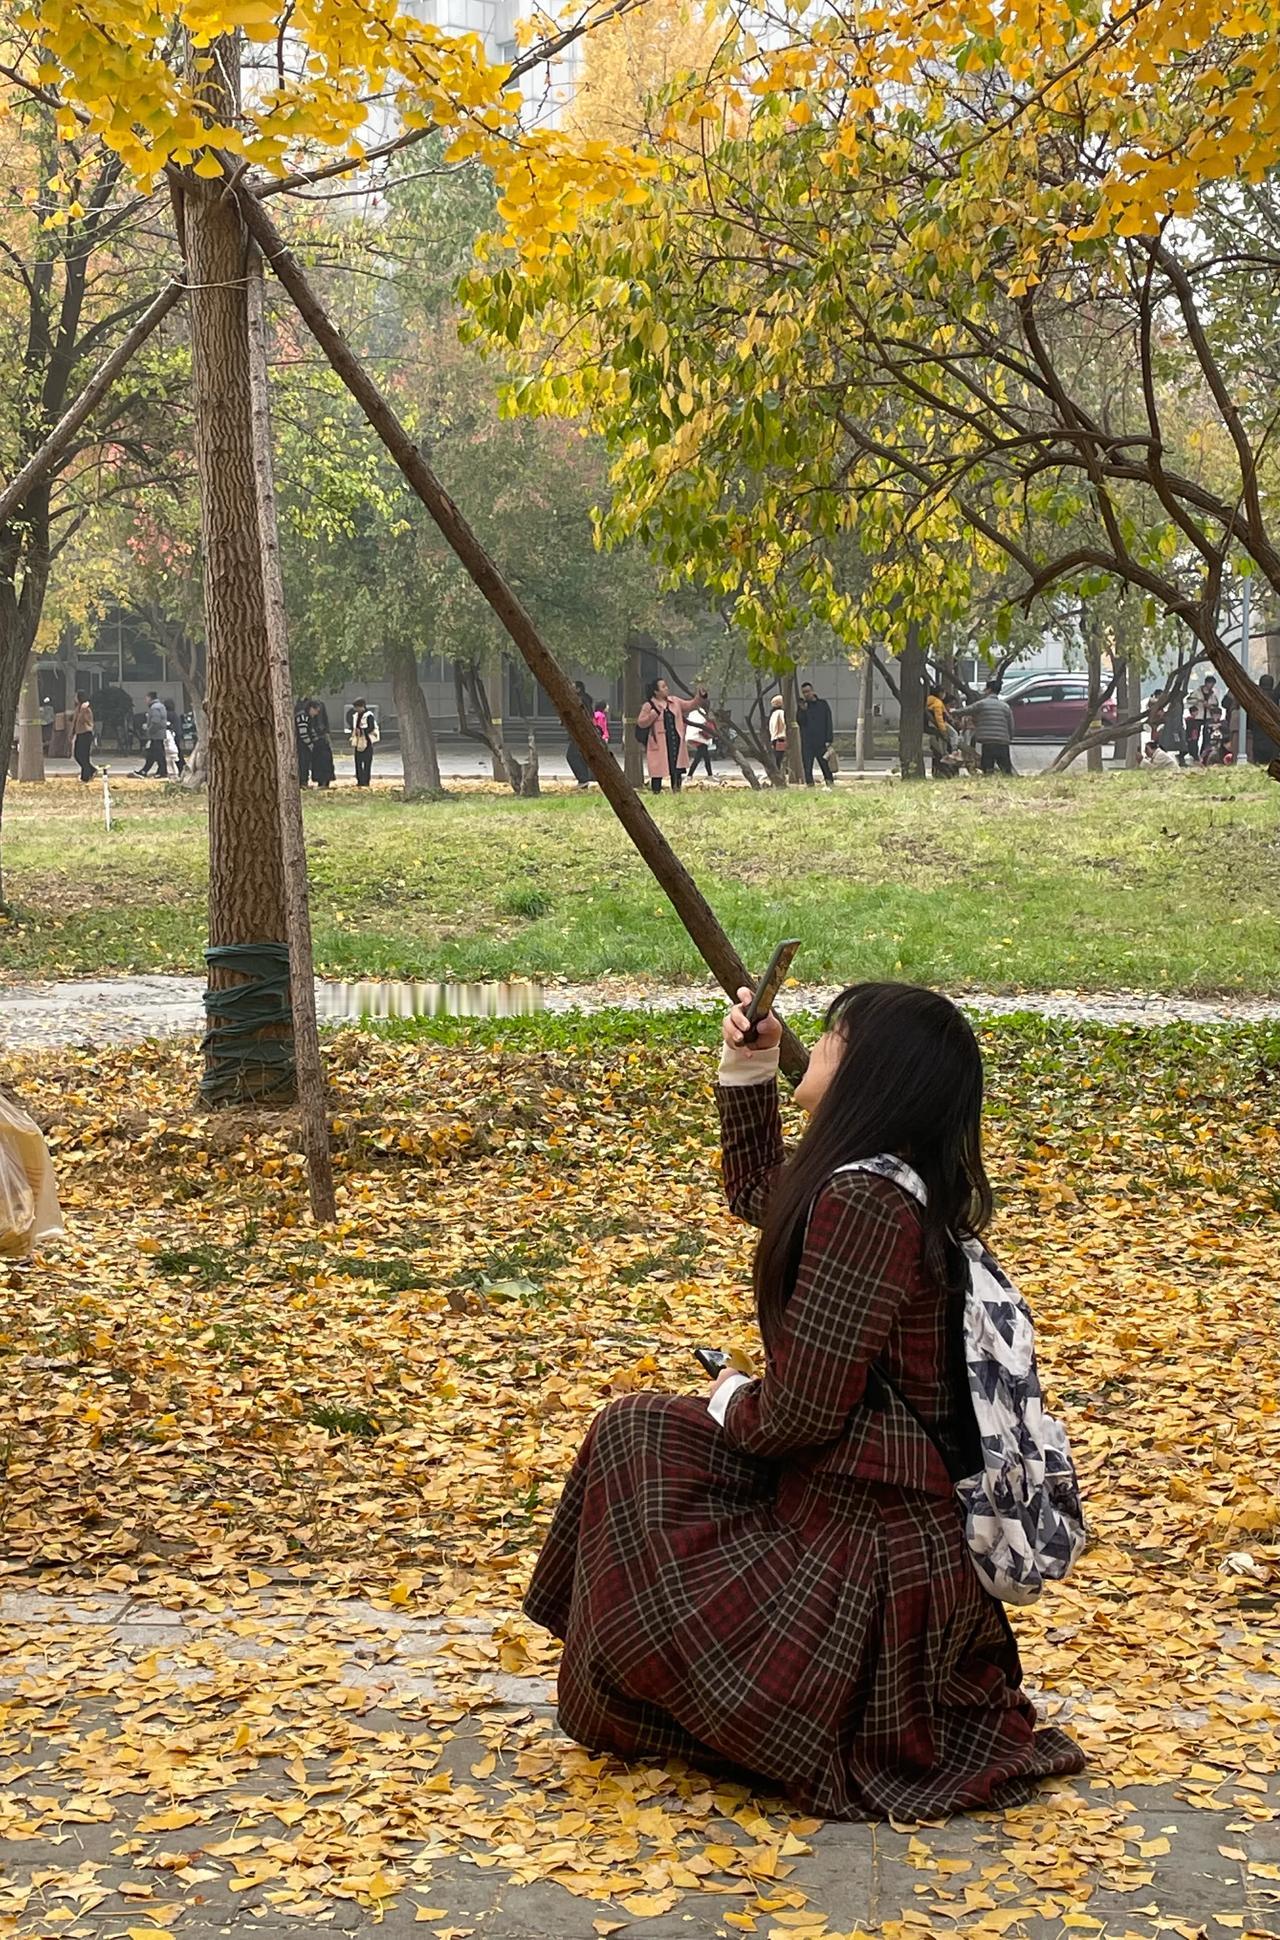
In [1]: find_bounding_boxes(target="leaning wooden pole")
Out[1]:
[244,248,336,1220]
[233,178,809,1080]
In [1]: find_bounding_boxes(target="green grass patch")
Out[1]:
[2,771,1277,993]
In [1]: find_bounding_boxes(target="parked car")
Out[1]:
[1001,673,1118,740]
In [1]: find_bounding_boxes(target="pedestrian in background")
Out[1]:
[134,691,170,777]
[1186,674,1218,760]
[965,680,1016,775]
[294,696,313,787]
[685,684,716,780]
[798,681,835,787]
[637,678,688,794]
[350,698,378,788]
[70,689,96,783]
[307,699,335,789]
[768,692,788,763]
[567,682,594,787]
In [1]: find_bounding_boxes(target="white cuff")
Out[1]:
[707,1372,752,1426]
[717,1043,781,1088]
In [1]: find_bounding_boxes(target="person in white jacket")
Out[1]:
[769,694,787,761]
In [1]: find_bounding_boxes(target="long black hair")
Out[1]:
[753,982,993,1347]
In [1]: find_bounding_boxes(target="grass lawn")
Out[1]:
[1,767,1276,991]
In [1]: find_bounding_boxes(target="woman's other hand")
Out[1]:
[723,986,783,1055]
[708,1365,744,1401]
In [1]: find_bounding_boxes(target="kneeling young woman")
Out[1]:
[525,982,1085,1820]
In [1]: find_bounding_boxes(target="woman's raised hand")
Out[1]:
[723,986,783,1054]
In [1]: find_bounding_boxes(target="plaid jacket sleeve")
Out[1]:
[715,1077,786,1229]
[720,1172,914,1460]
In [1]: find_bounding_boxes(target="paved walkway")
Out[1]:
[0,970,1272,1047]
[2,1587,1277,1940]
[33,736,1076,784]
[2,975,1278,1053]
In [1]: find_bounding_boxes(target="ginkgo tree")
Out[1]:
[463,0,1280,765]
[1,0,659,1126]
[2,0,816,1174]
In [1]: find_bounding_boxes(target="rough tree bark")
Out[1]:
[236,180,810,1078]
[185,42,290,1100]
[245,249,334,1219]
[387,638,443,795]
[897,623,927,779]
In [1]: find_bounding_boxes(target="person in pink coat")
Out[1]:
[637,678,689,793]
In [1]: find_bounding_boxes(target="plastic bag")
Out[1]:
[0,1089,63,1259]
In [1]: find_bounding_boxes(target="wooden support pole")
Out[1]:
[244,248,336,1221]
[233,179,809,1080]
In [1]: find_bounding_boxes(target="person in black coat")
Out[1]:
[798,682,835,787]
[307,700,335,788]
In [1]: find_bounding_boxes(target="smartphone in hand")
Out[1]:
[741,938,801,1043]
[694,1347,731,1378]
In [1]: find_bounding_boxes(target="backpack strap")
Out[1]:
[829,1153,928,1207]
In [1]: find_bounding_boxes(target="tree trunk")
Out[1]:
[711,703,763,788]
[485,660,505,782]
[185,41,290,1104]
[0,615,28,904]
[245,248,334,1221]
[387,638,443,795]
[1117,657,1143,768]
[520,732,541,796]
[855,649,873,770]
[454,658,524,791]
[623,641,644,787]
[749,679,788,786]
[0,488,50,903]
[897,624,926,779]
[1085,640,1105,772]
[17,663,44,783]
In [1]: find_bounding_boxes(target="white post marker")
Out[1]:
[101,765,112,833]
[1238,574,1251,765]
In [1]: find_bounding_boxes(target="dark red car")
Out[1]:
[1002,673,1119,740]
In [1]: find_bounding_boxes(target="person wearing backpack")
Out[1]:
[350,698,378,787]
[636,677,689,793]
[525,981,1085,1821]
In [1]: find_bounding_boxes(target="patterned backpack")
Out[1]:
[837,1156,1087,1605]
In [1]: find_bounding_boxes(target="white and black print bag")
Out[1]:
[837,1156,1087,1605]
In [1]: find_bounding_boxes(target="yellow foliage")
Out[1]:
[567,0,727,144]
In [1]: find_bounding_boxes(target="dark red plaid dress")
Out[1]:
[526,1075,1084,1820]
